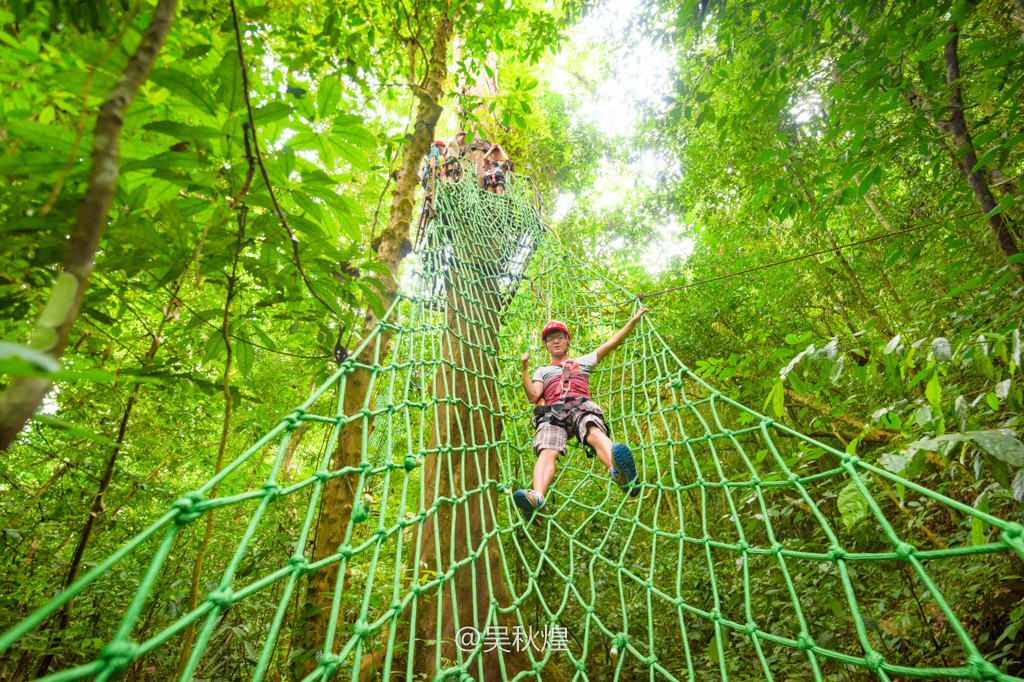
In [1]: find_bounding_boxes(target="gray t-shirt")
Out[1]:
[531,352,599,404]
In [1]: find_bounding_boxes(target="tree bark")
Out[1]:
[0,0,179,452]
[290,15,454,678]
[404,254,535,680]
[942,25,1021,270]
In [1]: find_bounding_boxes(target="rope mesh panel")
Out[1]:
[2,161,1023,681]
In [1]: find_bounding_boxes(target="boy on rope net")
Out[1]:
[514,310,649,523]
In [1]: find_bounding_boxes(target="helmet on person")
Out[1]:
[434,140,445,147]
[541,320,570,342]
[456,130,466,137]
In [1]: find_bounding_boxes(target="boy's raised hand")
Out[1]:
[632,307,650,322]
[520,352,530,370]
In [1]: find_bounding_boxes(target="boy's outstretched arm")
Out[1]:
[521,353,543,404]
[596,307,650,362]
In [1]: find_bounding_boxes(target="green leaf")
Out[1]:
[317,77,342,118]
[216,50,246,112]
[143,121,222,140]
[916,32,951,61]
[4,119,74,154]
[883,334,901,354]
[32,414,116,446]
[925,374,942,409]
[878,452,907,474]
[253,101,292,126]
[970,429,1024,466]
[204,333,227,364]
[987,392,999,411]
[838,478,869,529]
[0,151,67,174]
[234,338,254,376]
[947,275,984,298]
[907,429,1024,466]
[1012,469,1024,503]
[0,341,60,372]
[971,494,989,546]
[150,68,218,115]
[931,337,951,363]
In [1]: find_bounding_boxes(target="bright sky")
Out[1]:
[547,0,693,273]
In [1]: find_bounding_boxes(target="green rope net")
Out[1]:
[3,161,1023,681]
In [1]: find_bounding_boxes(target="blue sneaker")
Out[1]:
[610,443,640,498]
[513,489,545,526]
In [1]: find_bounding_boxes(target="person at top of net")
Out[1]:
[481,143,510,195]
[416,140,447,237]
[514,309,649,523]
[444,130,466,181]
[419,140,447,192]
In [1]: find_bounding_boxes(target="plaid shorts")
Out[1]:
[532,400,608,457]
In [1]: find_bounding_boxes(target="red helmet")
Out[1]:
[541,320,570,342]
[434,140,445,147]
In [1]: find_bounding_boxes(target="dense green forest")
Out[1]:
[2,0,1024,680]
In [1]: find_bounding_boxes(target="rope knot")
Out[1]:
[403,455,419,470]
[282,408,305,430]
[744,621,758,635]
[748,476,761,487]
[352,500,370,523]
[864,651,885,672]
[261,482,282,502]
[610,633,628,656]
[796,632,815,651]
[354,619,372,638]
[337,545,354,559]
[895,542,916,560]
[770,542,783,556]
[787,472,800,484]
[288,555,310,575]
[318,653,344,676]
[966,653,1002,680]
[207,586,234,609]
[736,540,750,553]
[842,453,860,465]
[827,545,847,561]
[100,640,140,673]
[1001,522,1024,560]
[313,469,332,483]
[172,491,205,525]
[670,378,683,389]
[709,608,722,622]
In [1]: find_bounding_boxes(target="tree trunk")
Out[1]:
[290,14,454,678]
[942,25,1021,270]
[0,0,179,452]
[404,252,534,680]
